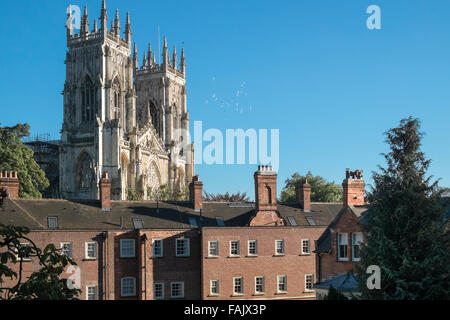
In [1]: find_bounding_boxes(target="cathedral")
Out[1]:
[59,1,194,200]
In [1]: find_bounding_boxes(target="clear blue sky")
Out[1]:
[1,0,449,199]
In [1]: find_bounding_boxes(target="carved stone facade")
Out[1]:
[59,2,194,200]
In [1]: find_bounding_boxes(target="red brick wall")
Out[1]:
[201,227,325,300]
[318,208,365,282]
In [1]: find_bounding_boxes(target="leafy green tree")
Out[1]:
[127,188,143,201]
[280,172,342,203]
[148,184,189,201]
[0,224,81,300]
[203,191,250,202]
[324,286,349,300]
[357,117,450,300]
[0,123,49,198]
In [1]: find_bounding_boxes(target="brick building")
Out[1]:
[0,167,366,300]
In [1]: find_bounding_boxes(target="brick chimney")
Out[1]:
[342,168,365,207]
[0,171,19,199]
[250,166,285,226]
[100,172,111,211]
[189,175,203,212]
[295,179,311,212]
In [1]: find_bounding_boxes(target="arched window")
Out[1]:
[112,78,121,119]
[266,186,272,204]
[75,152,94,191]
[81,76,96,121]
[149,102,160,136]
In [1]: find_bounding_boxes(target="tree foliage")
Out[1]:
[280,172,342,203]
[148,184,189,201]
[0,123,49,198]
[357,117,450,300]
[203,191,250,202]
[323,286,349,300]
[0,224,81,300]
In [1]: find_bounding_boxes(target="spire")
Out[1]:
[162,36,169,67]
[80,5,89,36]
[110,20,114,34]
[100,0,108,36]
[152,52,156,66]
[148,43,152,66]
[133,42,138,70]
[172,45,177,69]
[93,19,98,33]
[180,47,186,74]
[142,51,147,68]
[114,9,120,37]
[163,36,167,49]
[125,12,131,43]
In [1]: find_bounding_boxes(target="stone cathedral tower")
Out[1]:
[60,1,194,200]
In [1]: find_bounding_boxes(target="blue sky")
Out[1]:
[1,0,450,199]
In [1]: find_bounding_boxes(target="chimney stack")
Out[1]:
[295,179,311,212]
[342,168,365,207]
[0,171,19,199]
[100,172,112,211]
[250,166,285,226]
[189,175,203,212]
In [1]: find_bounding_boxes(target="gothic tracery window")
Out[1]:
[81,76,97,121]
[112,78,121,119]
[76,152,94,191]
[149,102,160,136]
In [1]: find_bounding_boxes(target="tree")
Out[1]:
[147,184,189,201]
[357,117,450,300]
[203,191,250,202]
[0,123,49,198]
[323,286,349,300]
[280,172,342,203]
[0,224,81,300]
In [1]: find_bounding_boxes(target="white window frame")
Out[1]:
[338,233,348,261]
[176,238,190,257]
[15,243,32,262]
[255,276,264,294]
[248,240,258,256]
[305,274,314,292]
[275,240,285,255]
[153,282,164,300]
[233,277,243,295]
[85,242,97,259]
[86,285,98,300]
[120,239,136,258]
[61,242,73,259]
[121,277,136,297]
[210,280,219,295]
[170,281,185,298]
[301,239,310,255]
[352,233,363,262]
[230,240,240,257]
[277,275,287,293]
[152,239,163,258]
[208,240,219,257]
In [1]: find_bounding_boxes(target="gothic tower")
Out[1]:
[60,1,193,200]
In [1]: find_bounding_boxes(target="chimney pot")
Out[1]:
[100,171,112,211]
[342,169,365,207]
[189,175,203,211]
[296,179,311,212]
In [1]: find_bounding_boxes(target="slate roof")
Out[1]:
[314,272,360,292]
[0,198,344,231]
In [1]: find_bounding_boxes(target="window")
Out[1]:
[188,217,198,227]
[61,242,72,259]
[275,240,285,255]
[121,277,136,297]
[215,217,225,227]
[171,282,184,298]
[16,243,31,261]
[230,240,240,256]
[248,240,257,256]
[85,242,97,259]
[287,216,297,226]
[120,239,135,258]
[208,241,219,257]
[132,218,143,230]
[81,76,97,122]
[152,239,163,257]
[277,275,287,293]
[352,233,363,262]
[86,285,97,300]
[233,277,243,295]
[210,280,219,295]
[255,276,264,294]
[301,239,310,255]
[176,238,190,257]
[154,282,164,300]
[47,216,58,229]
[306,216,316,226]
[338,233,348,261]
[305,274,314,291]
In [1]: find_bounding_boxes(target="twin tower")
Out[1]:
[60,0,194,200]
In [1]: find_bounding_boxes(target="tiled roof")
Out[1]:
[314,272,360,292]
[0,198,344,231]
